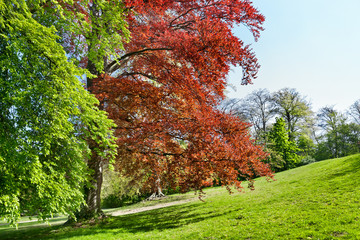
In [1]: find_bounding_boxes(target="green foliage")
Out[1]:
[0,0,117,225]
[315,123,360,161]
[101,169,147,208]
[316,106,360,160]
[36,0,130,74]
[296,133,316,157]
[101,194,125,209]
[299,155,316,166]
[272,88,313,140]
[268,117,299,171]
[338,123,360,154]
[313,141,332,161]
[262,147,286,171]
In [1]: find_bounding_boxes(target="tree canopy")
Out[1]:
[316,106,360,159]
[234,89,275,143]
[54,0,273,211]
[268,118,299,170]
[1,0,273,221]
[272,88,313,141]
[349,100,360,125]
[0,0,116,225]
[97,0,272,195]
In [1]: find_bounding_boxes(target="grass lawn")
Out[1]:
[1,154,360,239]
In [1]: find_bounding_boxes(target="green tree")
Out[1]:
[0,0,116,225]
[268,118,299,171]
[317,106,346,158]
[315,106,360,160]
[30,0,130,219]
[297,133,315,156]
[272,88,313,141]
[337,123,360,155]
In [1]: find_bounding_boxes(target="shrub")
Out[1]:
[300,155,316,166]
[102,194,125,208]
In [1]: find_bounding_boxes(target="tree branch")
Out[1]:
[106,48,173,73]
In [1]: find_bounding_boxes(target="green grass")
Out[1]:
[1,154,360,239]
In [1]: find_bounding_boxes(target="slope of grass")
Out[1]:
[1,154,360,239]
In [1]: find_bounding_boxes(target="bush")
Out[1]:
[300,155,316,166]
[164,186,182,195]
[102,194,125,208]
[262,147,286,172]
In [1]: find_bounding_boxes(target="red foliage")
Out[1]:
[60,0,273,193]
[95,72,272,192]
[90,0,272,193]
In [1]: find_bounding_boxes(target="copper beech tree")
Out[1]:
[52,0,273,218]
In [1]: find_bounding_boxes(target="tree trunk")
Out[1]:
[82,139,104,218]
[76,58,105,220]
[146,178,166,201]
[65,138,105,223]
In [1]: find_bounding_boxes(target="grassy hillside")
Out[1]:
[1,154,360,239]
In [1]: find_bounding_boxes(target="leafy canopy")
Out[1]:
[38,0,273,207]
[268,118,299,170]
[0,0,117,225]
[86,0,273,193]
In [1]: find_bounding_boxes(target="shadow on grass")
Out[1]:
[0,218,66,240]
[37,201,241,239]
[0,216,67,228]
[108,202,236,233]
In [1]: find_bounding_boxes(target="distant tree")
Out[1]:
[315,123,360,160]
[317,106,346,158]
[296,112,317,158]
[349,99,360,125]
[296,133,316,157]
[237,89,276,144]
[337,123,360,155]
[267,118,299,171]
[315,106,360,160]
[220,98,242,113]
[272,88,313,141]
[318,106,346,132]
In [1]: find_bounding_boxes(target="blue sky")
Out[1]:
[226,0,360,112]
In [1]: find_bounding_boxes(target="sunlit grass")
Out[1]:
[1,154,360,239]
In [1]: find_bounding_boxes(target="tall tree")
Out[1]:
[317,106,346,133]
[316,106,343,159]
[47,0,273,217]
[349,99,360,125]
[105,0,272,196]
[237,89,276,143]
[35,0,131,219]
[316,106,360,159]
[0,0,116,225]
[268,118,299,171]
[317,106,346,158]
[272,88,312,141]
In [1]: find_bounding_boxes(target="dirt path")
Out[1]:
[110,198,194,216]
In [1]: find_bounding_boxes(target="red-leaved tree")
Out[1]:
[50,0,273,219]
